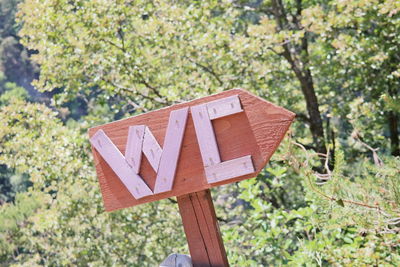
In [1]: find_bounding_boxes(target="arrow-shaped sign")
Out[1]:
[89,89,295,212]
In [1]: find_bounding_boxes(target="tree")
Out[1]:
[247,0,327,153]
[3,0,398,265]
[18,0,323,150]
[323,0,400,156]
[0,0,38,93]
[0,100,187,266]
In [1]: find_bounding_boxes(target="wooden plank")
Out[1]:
[142,126,162,172]
[89,130,153,199]
[89,89,295,211]
[177,190,229,267]
[178,193,211,267]
[196,191,229,267]
[125,125,145,174]
[206,95,242,120]
[205,156,254,183]
[191,104,221,168]
[154,107,189,194]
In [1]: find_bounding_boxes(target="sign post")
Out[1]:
[177,190,228,266]
[88,89,295,266]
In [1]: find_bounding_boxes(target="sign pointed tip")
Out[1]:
[229,88,296,122]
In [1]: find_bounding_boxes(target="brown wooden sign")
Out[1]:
[89,89,294,266]
[89,89,295,212]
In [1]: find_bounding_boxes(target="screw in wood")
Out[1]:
[125,159,133,169]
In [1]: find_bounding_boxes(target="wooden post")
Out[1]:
[177,189,229,267]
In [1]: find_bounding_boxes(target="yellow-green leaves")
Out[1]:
[301,6,326,34]
[0,100,186,266]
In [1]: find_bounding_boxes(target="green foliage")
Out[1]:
[0,73,30,202]
[0,165,30,203]
[0,100,186,266]
[0,80,29,106]
[218,140,400,265]
[0,0,398,265]
[17,0,298,110]
[0,0,38,93]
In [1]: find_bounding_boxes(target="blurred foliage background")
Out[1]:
[0,0,399,266]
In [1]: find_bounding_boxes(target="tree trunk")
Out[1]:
[297,69,326,154]
[282,48,326,154]
[270,0,326,154]
[388,111,399,156]
[387,87,399,156]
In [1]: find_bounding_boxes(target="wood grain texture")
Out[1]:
[142,126,162,172]
[154,107,189,194]
[191,104,221,168]
[177,190,229,267]
[206,95,242,120]
[125,125,145,174]
[192,95,254,183]
[88,89,295,211]
[89,130,153,199]
[205,155,254,183]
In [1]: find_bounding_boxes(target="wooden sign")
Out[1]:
[89,89,294,211]
[89,89,294,266]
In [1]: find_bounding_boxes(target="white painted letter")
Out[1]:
[191,95,254,183]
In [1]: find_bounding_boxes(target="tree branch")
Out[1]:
[295,112,311,124]
[101,77,167,105]
[291,141,396,217]
[185,56,223,86]
[100,34,167,104]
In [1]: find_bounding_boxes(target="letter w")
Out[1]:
[90,107,189,199]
